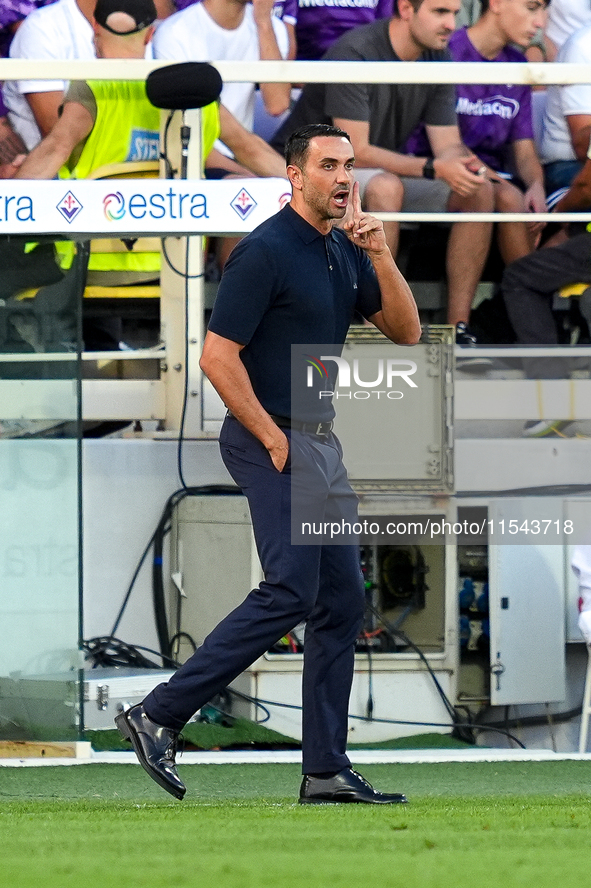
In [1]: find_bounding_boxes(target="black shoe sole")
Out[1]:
[115,711,186,801]
[299,796,408,805]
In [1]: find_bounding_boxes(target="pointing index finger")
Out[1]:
[353,180,362,217]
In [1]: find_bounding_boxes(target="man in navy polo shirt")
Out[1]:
[116,123,421,804]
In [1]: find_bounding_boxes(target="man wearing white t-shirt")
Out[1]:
[153,0,290,164]
[544,0,591,59]
[2,0,172,152]
[3,0,96,151]
[541,22,591,194]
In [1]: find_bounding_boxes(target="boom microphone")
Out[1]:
[146,62,223,110]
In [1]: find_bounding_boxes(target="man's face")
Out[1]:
[407,0,461,51]
[293,136,355,222]
[494,0,548,49]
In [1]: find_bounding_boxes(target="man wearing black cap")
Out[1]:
[15,0,287,182]
[14,0,214,186]
[2,0,172,153]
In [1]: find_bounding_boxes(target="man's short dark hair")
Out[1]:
[284,123,351,169]
[479,0,550,14]
[392,0,426,16]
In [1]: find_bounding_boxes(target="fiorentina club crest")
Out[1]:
[230,188,257,220]
[57,191,83,223]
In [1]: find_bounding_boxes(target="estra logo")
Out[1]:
[103,191,125,221]
[306,354,417,400]
[102,188,209,221]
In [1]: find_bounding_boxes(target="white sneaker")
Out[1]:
[522,420,569,438]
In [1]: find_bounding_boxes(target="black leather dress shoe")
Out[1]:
[115,704,186,800]
[299,768,407,805]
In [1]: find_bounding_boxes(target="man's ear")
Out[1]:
[396,0,415,22]
[286,163,302,190]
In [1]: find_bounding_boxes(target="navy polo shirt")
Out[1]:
[208,204,382,422]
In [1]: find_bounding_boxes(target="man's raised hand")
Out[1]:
[342,180,388,255]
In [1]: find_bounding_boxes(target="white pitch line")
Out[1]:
[2,748,591,767]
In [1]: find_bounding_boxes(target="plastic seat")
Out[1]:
[557,283,591,339]
[83,162,161,349]
[85,161,160,285]
[84,160,160,298]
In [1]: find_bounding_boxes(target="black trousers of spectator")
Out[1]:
[502,232,591,378]
[143,413,365,775]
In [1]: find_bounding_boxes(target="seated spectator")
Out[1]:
[173,0,298,58]
[0,1,53,174]
[2,0,173,153]
[0,0,53,57]
[447,0,548,266]
[3,0,96,151]
[540,0,591,61]
[271,0,297,59]
[153,0,291,175]
[273,0,495,346]
[293,0,393,61]
[15,0,287,343]
[541,23,591,195]
[0,115,26,177]
[501,131,591,390]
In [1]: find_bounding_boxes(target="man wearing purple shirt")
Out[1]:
[449,0,548,265]
[273,0,497,346]
[294,0,393,60]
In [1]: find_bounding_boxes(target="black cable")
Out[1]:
[159,110,201,490]
[481,705,584,732]
[108,522,160,641]
[82,629,528,748]
[159,116,207,488]
[363,603,528,746]
[161,111,175,178]
[366,602,458,723]
[98,485,238,657]
[150,486,241,655]
[245,693,526,748]
[225,687,272,724]
[176,236,191,489]
[457,483,591,498]
[161,237,206,279]
[169,632,197,655]
[363,633,374,721]
[82,636,180,670]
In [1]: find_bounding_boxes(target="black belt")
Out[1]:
[268,414,333,437]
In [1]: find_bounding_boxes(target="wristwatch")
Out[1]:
[422,158,435,180]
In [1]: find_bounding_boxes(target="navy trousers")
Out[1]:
[144,414,365,774]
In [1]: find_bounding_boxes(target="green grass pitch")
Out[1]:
[1,761,591,888]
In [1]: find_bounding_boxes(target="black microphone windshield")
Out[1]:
[146,62,223,110]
